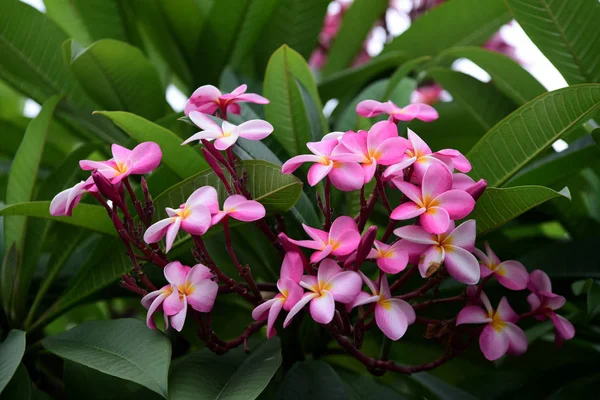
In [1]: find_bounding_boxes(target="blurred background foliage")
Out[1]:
[1,0,600,398]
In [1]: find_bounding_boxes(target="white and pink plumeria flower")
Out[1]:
[142,261,218,332]
[80,142,162,184]
[527,270,575,344]
[390,163,475,234]
[281,138,364,191]
[457,292,527,361]
[366,240,411,274]
[251,252,304,338]
[474,242,529,290]
[394,220,480,285]
[283,259,362,326]
[356,99,439,123]
[287,216,361,263]
[211,194,266,225]
[331,120,409,184]
[348,272,415,340]
[182,111,274,151]
[184,84,269,116]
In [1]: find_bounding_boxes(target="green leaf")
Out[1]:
[587,280,600,320]
[506,0,600,85]
[0,202,115,236]
[428,68,517,131]
[65,39,168,120]
[383,0,510,59]
[0,330,26,394]
[337,370,406,399]
[382,56,432,101]
[507,135,600,187]
[0,364,31,400]
[169,338,281,400]
[438,47,546,104]
[322,0,389,76]
[264,45,326,156]
[335,80,388,132]
[319,52,408,102]
[45,0,128,46]
[256,0,330,70]
[4,96,61,252]
[278,361,346,400]
[94,111,208,179]
[0,80,24,119]
[471,186,571,235]
[467,84,600,187]
[42,318,171,397]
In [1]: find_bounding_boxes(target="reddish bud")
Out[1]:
[353,225,377,269]
[466,179,487,201]
[92,171,124,208]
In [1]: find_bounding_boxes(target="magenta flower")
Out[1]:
[394,220,480,284]
[410,84,443,105]
[142,261,218,331]
[283,259,362,326]
[390,164,475,234]
[184,84,269,116]
[182,111,273,151]
[331,121,409,184]
[211,195,266,225]
[356,100,439,123]
[287,216,361,263]
[474,242,528,290]
[383,129,471,181]
[366,240,411,274]
[49,177,96,216]
[527,270,575,344]
[252,252,304,338]
[349,273,415,340]
[281,138,364,191]
[80,142,162,184]
[144,186,218,252]
[457,292,528,361]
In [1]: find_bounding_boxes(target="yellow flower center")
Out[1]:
[115,162,128,175]
[489,312,506,332]
[177,281,195,297]
[176,207,192,219]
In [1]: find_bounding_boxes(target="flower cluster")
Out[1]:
[49,82,574,373]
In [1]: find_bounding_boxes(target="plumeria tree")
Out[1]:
[1,0,600,399]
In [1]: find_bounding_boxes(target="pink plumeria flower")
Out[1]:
[356,100,439,123]
[281,139,363,191]
[184,84,269,116]
[252,252,304,338]
[80,142,162,184]
[527,270,575,344]
[284,259,362,326]
[49,177,97,216]
[410,84,444,105]
[182,111,273,151]
[142,261,218,332]
[287,216,361,263]
[390,163,475,234]
[366,240,410,274]
[452,173,487,201]
[474,242,528,290]
[211,195,266,225]
[383,129,471,181]
[331,120,409,184]
[349,273,415,340]
[394,220,480,284]
[144,186,218,252]
[457,292,528,361]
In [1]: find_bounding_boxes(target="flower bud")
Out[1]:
[92,171,124,208]
[353,225,377,270]
[466,179,487,201]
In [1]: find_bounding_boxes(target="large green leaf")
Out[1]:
[65,39,168,120]
[45,0,128,46]
[94,111,208,179]
[0,330,26,394]
[169,338,281,399]
[278,361,347,400]
[467,84,600,187]
[506,0,600,85]
[507,135,600,187]
[438,47,546,104]
[335,79,388,132]
[383,0,510,58]
[0,364,31,400]
[382,56,432,101]
[264,45,327,156]
[428,68,517,131]
[4,96,60,252]
[318,52,408,101]
[0,80,24,119]
[0,202,115,236]
[322,0,389,76]
[470,186,571,235]
[43,319,171,397]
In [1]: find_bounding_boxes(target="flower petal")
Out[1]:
[505,322,528,356]
[185,85,221,115]
[367,120,398,150]
[390,203,426,220]
[445,219,476,251]
[266,298,284,338]
[317,258,343,283]
[377,251,409,274]
[550,313,575,340]
[180,205,212,235]
[435,148,471,172]
[187,263,213,282]
[307,162,333,186]
[163,290,184,316]
[527,269,553,294]
[375,138,410,166]
[407,129,432,156]
[283,292,318,327]
[479,324,509,361]
[128,142,162,174]
[393,225,437,245]
[307,139,338,157]
[422,163,453,200]
[214,132,240,150]
[393,181,423,205]
[144,218,174,244]
[165,217,181,253]
[309,291,336,324]
[227,198,266,222]
[326,270,362,303]
[328,161,365,191]
[281,154,322,174]
[443,245,480,285]
[418,245,444,278]
[164,261,190,286]
[310,245,333,263]
[188,110,222,132]
[375,299,409,340]
[252,298,279,321]
[236,92,270,104]
[356,99,386,117]
[169,296,188,332]
[280,252,304,283]
[496,296,519,323]
[186,186,219,214]
[237,119,274,141]
[433,190,475,220]
[420,206,450,235]
[457,306,491,325]
[399,103,439,122]
[187,279,218,312]
[495,261,529,290]
[144,291,167,330]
